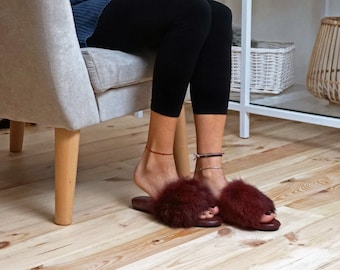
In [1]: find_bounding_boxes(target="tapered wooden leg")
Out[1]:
[174,106,190,177]
[10,121,25,153]
[54,128,80,226]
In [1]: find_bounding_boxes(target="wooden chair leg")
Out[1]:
[54,128,80,226]
[174,106,190,177]
[10,120,25,153]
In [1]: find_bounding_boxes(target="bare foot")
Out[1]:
[134,148,179,200]
[134,148,219,220]
[194,163,277,224]
[134,148,277,224]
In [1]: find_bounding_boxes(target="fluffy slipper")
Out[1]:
[131,178,222,228]
[218,179,281,231]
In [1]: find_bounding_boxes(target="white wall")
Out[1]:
[325,0,340,16]
[220,0,338,84]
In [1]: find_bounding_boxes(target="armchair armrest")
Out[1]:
[0,0,100,130]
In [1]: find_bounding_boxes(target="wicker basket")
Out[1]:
[231,41,295,94]
[307,17,340,104]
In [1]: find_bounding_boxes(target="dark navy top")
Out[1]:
[70,0,111,47]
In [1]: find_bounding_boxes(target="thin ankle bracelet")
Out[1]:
[145,145,173,156]
[193,152,224,160]
[195,166,223,172]
[194,152,224,172]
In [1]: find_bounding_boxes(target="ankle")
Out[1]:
[137,146,176,175]
[193,151,227,197]
[194,151,224,173]
[193,152,224,159]
[145,145,173,156]
[134,146,179,198]
[194,165,224,180]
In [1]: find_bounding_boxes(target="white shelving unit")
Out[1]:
[229,0,340,138]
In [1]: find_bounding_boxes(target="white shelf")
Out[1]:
[231,0,340,138]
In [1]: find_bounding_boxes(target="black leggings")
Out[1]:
[88,0,232,117]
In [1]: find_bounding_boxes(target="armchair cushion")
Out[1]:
[81,48,155,93]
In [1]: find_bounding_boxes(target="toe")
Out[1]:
[200,210,215,219]
[260,211,277,223]
[210,206,219,215]
[199,206,219,219]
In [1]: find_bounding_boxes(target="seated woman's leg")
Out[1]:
[191,0,232,196]
[191,1,279,230]
[90,0,221,226]
[132,0,213,202]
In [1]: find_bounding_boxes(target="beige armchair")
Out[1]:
[0,0,190,225]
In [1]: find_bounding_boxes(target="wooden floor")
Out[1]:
[1,105,340,270]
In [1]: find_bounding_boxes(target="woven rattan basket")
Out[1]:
[307,17,340,104]
[231,41,295,94]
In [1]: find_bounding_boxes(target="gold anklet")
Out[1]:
[196,166,223,171]
[145,145,173,156]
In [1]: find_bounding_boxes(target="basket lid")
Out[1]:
[321,17,340,26]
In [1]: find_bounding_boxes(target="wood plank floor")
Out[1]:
[1,105,339,270]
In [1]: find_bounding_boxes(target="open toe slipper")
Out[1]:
[131,178,222,228]
[218,179,281,231]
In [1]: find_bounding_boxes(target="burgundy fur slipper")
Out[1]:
[218,179,281,231]
[131,178,222,228]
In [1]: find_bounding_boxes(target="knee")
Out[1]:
[213,2,233,29]
[212,3,233,43]
[174,0,212,30]
[186,0,212,19]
